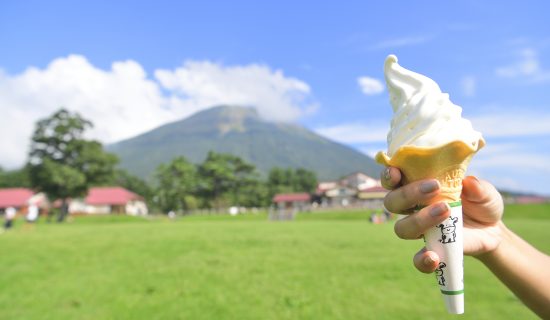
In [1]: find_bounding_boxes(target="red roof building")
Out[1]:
[273,193,311,203]
[357,185,388,200]
[270,193,311,220]
[0,188,35,208]
[63,187,148,215]
[85,187,143,205]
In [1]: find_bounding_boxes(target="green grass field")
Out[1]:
[0,204,548,319]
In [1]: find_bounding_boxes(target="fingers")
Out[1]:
[381,167,402,190]
[461,176,504,224]
[413,248,440,273]
[384,179,441,213]
[394,202,450,239]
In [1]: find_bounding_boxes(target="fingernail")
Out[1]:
[423,254,435,266]
[420,180,439,193]
[430,203,448,217]
[467,176,481,185]
[463,176,482,201]
[384,167,391,181]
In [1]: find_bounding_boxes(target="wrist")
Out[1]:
[475,221,511,264]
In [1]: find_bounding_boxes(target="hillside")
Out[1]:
[107,105,382,180]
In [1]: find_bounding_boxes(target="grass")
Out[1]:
[502,203,550,220]
[0,204,548,319]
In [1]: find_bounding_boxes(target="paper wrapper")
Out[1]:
[376,139,485,314]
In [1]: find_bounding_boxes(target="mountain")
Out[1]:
[106,105,382,181]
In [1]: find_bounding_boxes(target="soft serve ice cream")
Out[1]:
[376,55,485,315]
[383,54,483,157]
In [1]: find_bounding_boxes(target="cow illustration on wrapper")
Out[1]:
[435,262,447,286]
[438,216,458,244]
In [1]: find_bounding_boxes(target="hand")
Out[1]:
[381,167,504,273]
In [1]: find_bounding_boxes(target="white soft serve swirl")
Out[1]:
[384,55,483,157]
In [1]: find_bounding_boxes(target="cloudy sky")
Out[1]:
[1,1,550,195]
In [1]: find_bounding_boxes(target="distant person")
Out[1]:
[26,204,39,223]
[4,206,16,231]
[168,210,176,220]
[381,167,550,318]
[369,212,380,224]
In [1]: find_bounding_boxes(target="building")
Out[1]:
[357,186,387,209]
[316,172,387,208]
[66,187,148,216]
[339,172,380,190]
[322,186,357,207]
[270,193,311,220]
[0,188,49,216]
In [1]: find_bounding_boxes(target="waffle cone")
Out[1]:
[376,139,485,203]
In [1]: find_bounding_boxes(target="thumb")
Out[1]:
[461,176,486,203]
[461,176,503,223]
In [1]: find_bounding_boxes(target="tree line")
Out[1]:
[0,109,317,220]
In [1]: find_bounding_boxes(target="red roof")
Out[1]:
[273,193,311,203]
[85,187,142,205]
[0,188,34,208]
[359,186,388,193]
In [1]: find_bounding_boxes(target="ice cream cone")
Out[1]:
[376,139,484,314]
[376,139,485,202]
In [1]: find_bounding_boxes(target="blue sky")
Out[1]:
[1,1,550,195]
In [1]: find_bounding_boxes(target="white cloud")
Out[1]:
[0,55,315,169]
[460,76,476,97]
[496,48,550,82]
[470,112,550,137]
[474,143,550,172]
[469,142,550,195]
[315,123,388,144]
[155,61,314,122]
[357,76,384,95]
[0,55,178,168]
[315,109,550,146]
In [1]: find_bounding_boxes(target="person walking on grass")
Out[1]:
[3,206,16,232]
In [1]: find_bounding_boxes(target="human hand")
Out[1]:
[381,167,504,273]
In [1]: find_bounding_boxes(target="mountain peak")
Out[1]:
[108,105,381,180]
[201,105,259,118]
[189,105,260,135]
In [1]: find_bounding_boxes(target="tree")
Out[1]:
[266,167,318,200]
[267,167,293,199]
[28,109,118,222]
[0,166,31,188]
[197,151,259,210]
[228,155,259,206]
[154,156,198,213]
[293,168,317,193]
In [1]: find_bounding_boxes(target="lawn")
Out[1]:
[0,204,547,319]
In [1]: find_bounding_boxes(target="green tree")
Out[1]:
[267,167,293,199]
[0,166,31,188]
[197,151,259,210]
[28,109,118,222]
[229,155,259,206]
[293,168,317,193]
[266,167,317,200]
[155,156,198,213]
[238,179,269,207]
